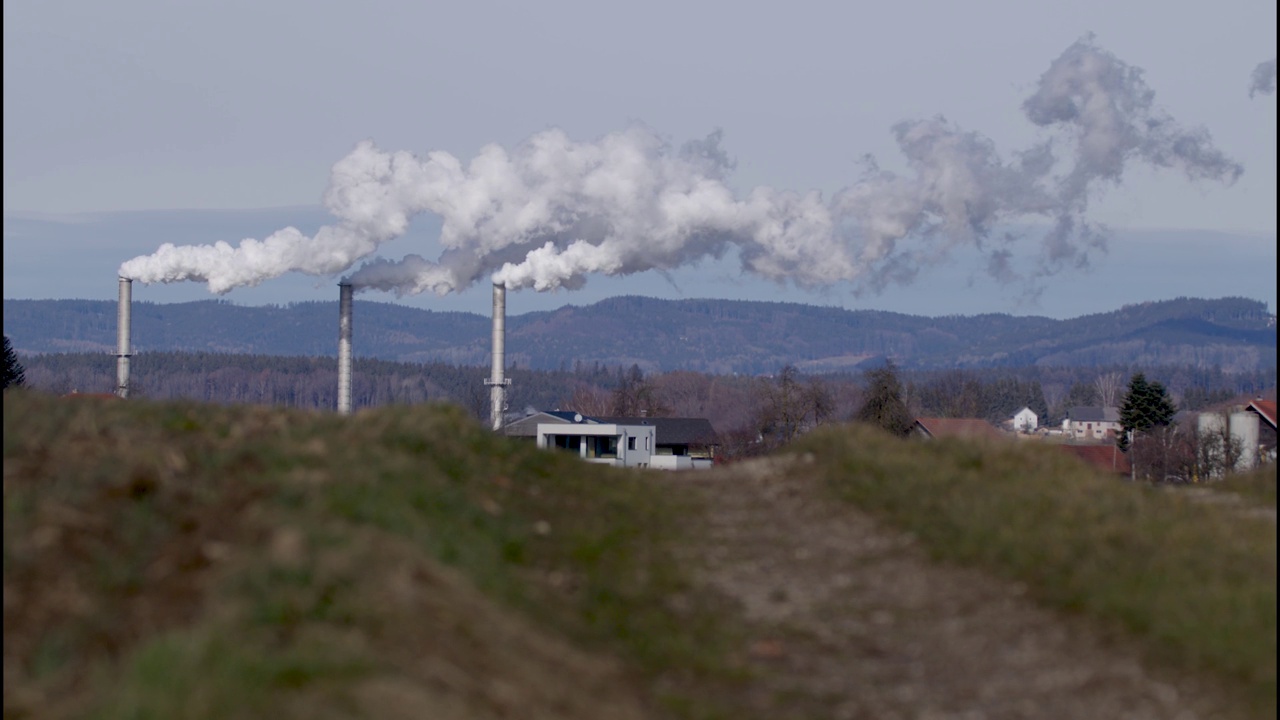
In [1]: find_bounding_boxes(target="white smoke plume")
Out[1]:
[121,36,1243,299]
[1022,35,1244,270]
[1250,59,1277,98]
[119,141,446,292]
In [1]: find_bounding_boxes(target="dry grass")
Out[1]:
[1215,463,1278,508]
[5,389,1273,718]
[3,389,739,719]
[793,424,1277,715]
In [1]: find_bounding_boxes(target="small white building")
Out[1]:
[1012,406,1038,433]
[504,410,718,470]
[535,420,656,468]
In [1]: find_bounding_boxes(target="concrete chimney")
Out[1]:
[337,282,353,415]
[116,277,132,399]
[484,282,511,431]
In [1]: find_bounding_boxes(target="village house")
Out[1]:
[1062,406,1122,442]
[1245,398,1277,463]
[502,410,718,470]
[1011,406,1038,433]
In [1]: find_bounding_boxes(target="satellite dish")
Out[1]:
[574,413,583,423]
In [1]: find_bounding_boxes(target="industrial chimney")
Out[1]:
[337,282,353,415]
[484,282,511,431]
[116,277,132,399]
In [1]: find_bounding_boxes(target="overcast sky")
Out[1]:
[3,0,1275,317]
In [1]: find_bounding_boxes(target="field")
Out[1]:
[4,389,1275,718]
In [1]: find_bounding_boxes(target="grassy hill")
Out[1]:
[3,390,1275,718]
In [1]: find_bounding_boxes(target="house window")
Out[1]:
[628,437,636,451]
[645,436,651,451]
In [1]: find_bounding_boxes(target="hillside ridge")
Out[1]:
[3,295,1274,374]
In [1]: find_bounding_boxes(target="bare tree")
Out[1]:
[610,364,671,417]
[561,383,613,417]
[754,365,835,448]
[1095,371,1124,408]
[1192,412,1247,480]
[1129,425,1193,483]
[653,370,711,417]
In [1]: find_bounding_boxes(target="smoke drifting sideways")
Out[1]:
[1251,60,1277,98]
[119,36,1244,301]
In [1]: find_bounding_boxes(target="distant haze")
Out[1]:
[3,207,1274,319]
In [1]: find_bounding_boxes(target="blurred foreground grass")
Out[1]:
[794,425,1277,715]
[3,390,739,719]
[4,389,1275,718]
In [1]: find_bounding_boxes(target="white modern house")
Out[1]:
[535,418,656,468]
[505,410,717,469]
[1011,406,1038,433]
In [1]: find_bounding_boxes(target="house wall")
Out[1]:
[650,455,693,470]
[536,422,655,468]
[1013,409,1037,432]
[1065,419,1121,441]
[1246,406,1277,462]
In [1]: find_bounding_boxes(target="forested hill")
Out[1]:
[4,295,1275,374]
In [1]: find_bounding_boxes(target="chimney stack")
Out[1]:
[337,282,353,415]
[116,277,132,399]
[485,282,511,431]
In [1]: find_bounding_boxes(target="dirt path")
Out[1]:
[671,456,1249,720]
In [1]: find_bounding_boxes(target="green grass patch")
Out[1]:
[794,424,1277,714]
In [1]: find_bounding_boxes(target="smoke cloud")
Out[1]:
[1250,59,1277,98]
[1021,34,1244,270]
[120,36,1243,300]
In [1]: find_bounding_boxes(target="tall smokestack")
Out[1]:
[337,282,353,415]
[485,282,511,431]
[116,277,132,399]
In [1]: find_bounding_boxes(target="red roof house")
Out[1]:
[1247,399,1276,429]
[1057,443,1131,476]
[912,418,1004,441]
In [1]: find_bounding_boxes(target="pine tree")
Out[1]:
[1118,372,1176,450]
[855,361,914,437]
[2,336,26,390]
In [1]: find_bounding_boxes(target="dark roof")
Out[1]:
[1066,406,1120,423]
[593,416,719,446]
[501,411,718,446]
[1057,444,1131,475]
[913,418,1003,440]
[541,410,593,422]
[501,411,590,437]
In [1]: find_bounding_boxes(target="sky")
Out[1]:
[3,0,1276,319]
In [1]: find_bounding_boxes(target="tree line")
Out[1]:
[9,345,1274,473]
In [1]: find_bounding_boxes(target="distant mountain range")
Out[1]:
[3,295,1275,375]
